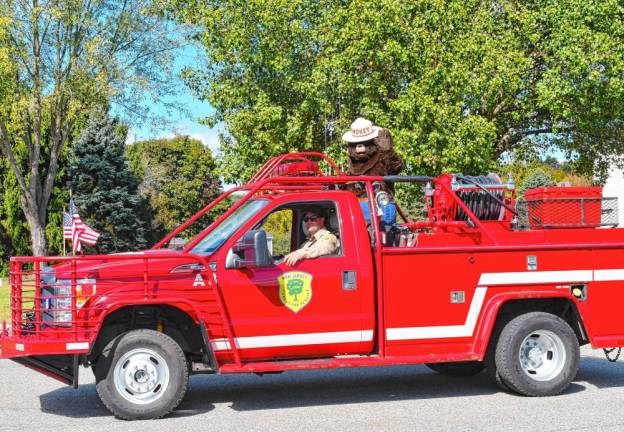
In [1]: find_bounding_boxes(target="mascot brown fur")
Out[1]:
[345,127,404,196]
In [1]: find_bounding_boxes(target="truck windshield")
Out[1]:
[189,199,269,255]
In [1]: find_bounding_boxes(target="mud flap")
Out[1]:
[199,320,218,372]
[12,354,79,388]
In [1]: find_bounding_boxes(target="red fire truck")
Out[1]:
[0,152,622,420]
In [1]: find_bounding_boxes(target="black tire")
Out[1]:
[95,329,189,420]
[485,350,515,392]
[484,326,516,392]
[425,361,485,376]
[495,312,579,396]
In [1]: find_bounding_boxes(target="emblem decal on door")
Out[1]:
[278,271,313,313]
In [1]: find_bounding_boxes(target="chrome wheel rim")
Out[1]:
[113,348,170,405]
[519,330,566,382]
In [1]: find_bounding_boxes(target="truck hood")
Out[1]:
[50,249,207,281]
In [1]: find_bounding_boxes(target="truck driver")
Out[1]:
[284,207,340,266]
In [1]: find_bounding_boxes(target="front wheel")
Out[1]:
[495,312,579,396]
[95,329,189,420]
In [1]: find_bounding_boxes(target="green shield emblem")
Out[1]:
[278,271,313,313]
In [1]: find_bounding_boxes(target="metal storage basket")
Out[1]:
[516,197,618,229]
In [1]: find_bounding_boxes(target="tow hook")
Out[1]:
[604,348,622,362]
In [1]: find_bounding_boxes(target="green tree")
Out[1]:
[0,0,184,255]
[67,111,149,253]
[126,135,221,242]
[0,161,14,273]
[171,0,624,183]
[518,168,556,198]
[0,143,69,267]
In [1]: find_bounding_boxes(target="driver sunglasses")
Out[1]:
[303,215,320,222]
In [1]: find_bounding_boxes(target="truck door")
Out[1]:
[217,197,375,361]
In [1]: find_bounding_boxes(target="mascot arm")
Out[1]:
[374,129,404,175]
[375,128,393,151]
[384,150,404,175]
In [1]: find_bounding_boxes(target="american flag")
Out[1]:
[63,198,100,254]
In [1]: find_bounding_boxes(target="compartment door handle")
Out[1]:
[342,271,357,291]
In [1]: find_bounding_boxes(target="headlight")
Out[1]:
[41,265,56,284]
[41,279,72,326]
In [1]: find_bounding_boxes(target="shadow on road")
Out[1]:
[39,364,496,418]
[187,364,499,412]
[38,382,217,419]
[39,356,624,419]
[576,355,624,389]
[39,384,109,418]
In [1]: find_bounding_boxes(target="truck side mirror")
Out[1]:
[226,229,273,269]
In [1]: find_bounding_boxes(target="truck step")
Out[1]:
[218,355,381,373]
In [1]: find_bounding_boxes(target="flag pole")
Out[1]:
[70,190,75,257]
[62,206,66,257]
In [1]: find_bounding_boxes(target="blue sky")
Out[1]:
[125,45,223,154]
[127,94,222,154]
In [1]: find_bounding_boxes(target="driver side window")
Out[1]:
[262,208,294,258]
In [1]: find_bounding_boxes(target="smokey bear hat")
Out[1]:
[342,117,380,143]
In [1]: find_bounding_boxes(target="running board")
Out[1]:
[218,352,480,373]
[219,355,381,373]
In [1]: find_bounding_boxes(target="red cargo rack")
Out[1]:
[524,186,604,228]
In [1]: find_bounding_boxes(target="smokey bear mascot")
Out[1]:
[342,117,404,225]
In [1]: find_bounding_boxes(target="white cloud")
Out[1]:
[125,134,137,145]
[188,128,221,154]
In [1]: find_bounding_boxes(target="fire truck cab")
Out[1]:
[1,152,623,420]
[203,191,376,360]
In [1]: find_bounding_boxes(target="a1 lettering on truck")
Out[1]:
[1,152,622,420]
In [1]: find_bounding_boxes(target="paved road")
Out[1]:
[1,346,624,432]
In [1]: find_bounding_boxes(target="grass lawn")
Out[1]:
[0,278,9,322]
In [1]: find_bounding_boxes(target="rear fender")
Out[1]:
[472,290,585,360]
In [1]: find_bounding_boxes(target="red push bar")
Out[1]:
[0,253,225,359]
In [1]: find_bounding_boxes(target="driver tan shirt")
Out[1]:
[298,228,340,259]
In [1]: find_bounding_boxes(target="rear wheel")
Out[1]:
[485,326,516,392]
[425,361,484,376]
[95,329,189,420]
[495,312,579,396]
[485,352,515,392]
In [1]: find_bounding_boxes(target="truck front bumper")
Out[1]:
[0,330,85,387]
[0,330,90,359]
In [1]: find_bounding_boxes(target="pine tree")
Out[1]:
[518,168,556,198]
[67,111,149,253]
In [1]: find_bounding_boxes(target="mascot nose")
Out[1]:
[356,144,366,153]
